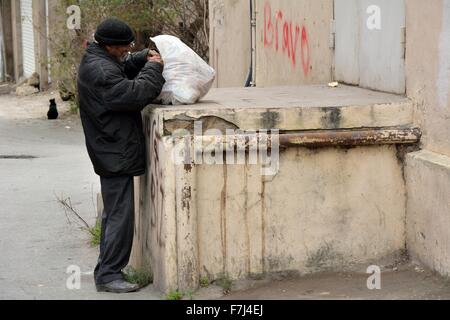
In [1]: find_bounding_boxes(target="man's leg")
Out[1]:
[94,175,135,286]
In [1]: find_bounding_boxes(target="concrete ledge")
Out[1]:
[406,150,450,276]
[146,85,414,133]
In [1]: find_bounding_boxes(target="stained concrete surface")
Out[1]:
[1,91,450,300]
[221,265,450,300]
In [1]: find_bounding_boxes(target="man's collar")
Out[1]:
[86,42,123,66]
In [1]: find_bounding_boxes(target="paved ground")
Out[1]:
[0,92,162,300]
[1,91,450,300]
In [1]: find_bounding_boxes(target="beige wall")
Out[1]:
[196,146,405,281]
[209,0,333,88]
[405,0,450,277]
[209,0,251,88]
[406,151,450,276]
[406,0,450,156]
[255,0,333,86]
[132,125,407,293]
[132,85,416,293]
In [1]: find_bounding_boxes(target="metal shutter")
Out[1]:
[20,0,35,78]
[334,0,406,94]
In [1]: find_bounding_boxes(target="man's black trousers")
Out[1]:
[95,175,135,285]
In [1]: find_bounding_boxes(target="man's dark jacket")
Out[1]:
[78,43,165,177]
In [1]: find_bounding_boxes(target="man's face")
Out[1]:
[105,43,134,61]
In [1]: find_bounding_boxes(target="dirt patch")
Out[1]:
[221,262,450,300]
[0,91,74,121]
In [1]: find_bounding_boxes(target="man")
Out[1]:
[77,17,165,293]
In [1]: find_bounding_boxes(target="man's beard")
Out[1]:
[119,52,130,63]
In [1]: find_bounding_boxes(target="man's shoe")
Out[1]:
[96,279,140,293]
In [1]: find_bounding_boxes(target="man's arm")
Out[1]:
[124,48,149,79]
[102,61,165,112]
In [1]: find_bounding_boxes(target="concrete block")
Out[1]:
[406,150,450,276]
[131,86,414,294]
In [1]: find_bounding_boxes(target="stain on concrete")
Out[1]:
[260,176,267,273]
[164,116,239,135]
[220,165,228,274]
[306,243,345,272]
[184,163,193,173]
[182,186,192,214]
[0,155,37,159]
[320,107,341,129]
[267,255,295,272]
[243,164,251,275]
[261,111,280,129]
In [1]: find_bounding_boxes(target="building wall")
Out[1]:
[1,0,15,81]
[256,0,333,86]
[132,126,407,293]
[196,145,405,281]
[405,0,450,276]
[0,26,4,82]
[209,0,334,88]
[209,0,251,88]
[0,0,54,85]
[406,0,450,156]
[406,151,450,276]
[334,0,406,94]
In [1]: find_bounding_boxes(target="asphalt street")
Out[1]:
[0,93,162,299]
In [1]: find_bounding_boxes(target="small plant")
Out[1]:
[215,276,233,295]
[69,100,79,115]
[306,242,344,272]
[200,276,210,288]
[56,194,100,247]
[89,221,101,247]
[124,267,153,288]
[166,290,184,300]
[184,290,194,300]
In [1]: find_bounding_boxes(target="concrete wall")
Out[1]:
[406,151,450,276]
[132,125,407,293]
[256,0,333,86]
[209,0,333,88]
[406,0,450,156]
[1,0,14,82]
[196,145,405,280]
[405,0,450,276]
[209,0,251,88]
[131,85,416,293]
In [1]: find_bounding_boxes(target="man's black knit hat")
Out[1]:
[94,18,135,46]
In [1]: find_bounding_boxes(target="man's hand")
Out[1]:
[147,50,164,66]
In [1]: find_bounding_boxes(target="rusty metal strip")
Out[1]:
[278,127,422,147]
[175,127,421,150]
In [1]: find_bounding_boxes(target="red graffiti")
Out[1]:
[264,2,311,76]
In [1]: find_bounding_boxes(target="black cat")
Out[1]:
[47,98,58,120]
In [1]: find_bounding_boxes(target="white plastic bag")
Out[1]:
[151,35,216,105]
